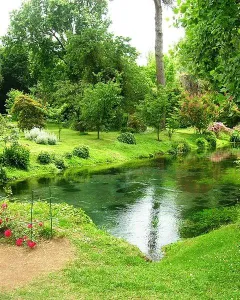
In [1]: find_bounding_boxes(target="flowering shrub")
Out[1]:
[208,122,232,136]
[180,92,219,133]
[0,201,44,249]
[25,127,57,145]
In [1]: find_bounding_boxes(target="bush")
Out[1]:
[37,152,52,164]
[170,140,191,155]
[47,133,57,145]
[25,128,57,145]
[204,131,217,149]
[180,207,239,238]
[196,137,208,151]
[72,146,89,159]
[230,130,240,143]
[53,157,66,170]
[3,144,30,170]
[117,132,136,145]
[64,152,73,159]
[208,122,231,136]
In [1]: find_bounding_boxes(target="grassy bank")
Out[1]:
[1,125,230,183]
[0,201,239,299]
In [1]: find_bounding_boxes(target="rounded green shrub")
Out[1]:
[3,144,30,170]
[196,137,208,150]
[72,146,89,159]
[117,132,136,145]
[37,151,52,164]
[204,132,217,149]
[54,157,66,170]
[170,140,191,155]
[230,131,240,143]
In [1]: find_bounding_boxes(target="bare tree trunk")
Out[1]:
[154,0,165,86]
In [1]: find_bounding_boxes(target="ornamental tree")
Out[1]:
[12,94,46,131]
[180,93,219,133]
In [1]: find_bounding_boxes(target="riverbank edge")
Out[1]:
[2,129,231,185]
[1,201,239,299]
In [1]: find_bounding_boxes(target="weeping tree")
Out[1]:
[153,0,173,86]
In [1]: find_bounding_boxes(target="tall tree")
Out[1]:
[153,0,173,86]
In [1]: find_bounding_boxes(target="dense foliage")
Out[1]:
[176,0,240,100]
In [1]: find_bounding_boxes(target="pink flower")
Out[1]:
[27,240,36,248]
[28,223,33,228]
[16,238,24,246]
[4,229,12,238]
[1,203,7,210]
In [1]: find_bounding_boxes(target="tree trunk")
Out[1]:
[97,128,100,139]
[154,0,165,86]
[157,125,160,141]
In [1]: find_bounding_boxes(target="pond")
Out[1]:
[1,149,240,260]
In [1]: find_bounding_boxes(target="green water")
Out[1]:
[2,149,240,260]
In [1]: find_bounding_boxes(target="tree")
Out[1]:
[176,0,240,100]
[81,81,122,139]
[138,88,167,141]
[153,0,173,86]
[180,93,219,133]
[12,94,46,130]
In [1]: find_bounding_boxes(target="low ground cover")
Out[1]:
[0,201,239,299]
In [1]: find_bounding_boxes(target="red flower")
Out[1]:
[38,222,43,227]
[28,223,33,228]
[27,240,36,248]
[1,203,7,210]
[4,229,12,238]
[16,238,24,246]
[6,218,9,222]
[0,218,2,225]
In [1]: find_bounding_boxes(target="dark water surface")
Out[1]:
[1,149,240,260]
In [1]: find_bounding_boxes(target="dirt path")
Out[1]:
[0,238,74,291]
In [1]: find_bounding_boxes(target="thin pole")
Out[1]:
[30,190,34,240]
[49,187,53,239]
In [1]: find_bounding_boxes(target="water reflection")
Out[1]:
[1,151,240,260]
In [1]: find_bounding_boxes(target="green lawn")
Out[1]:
[1,201,239,299]
[0,125,230,182]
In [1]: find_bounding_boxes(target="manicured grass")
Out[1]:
[0,125,229,182]
[1,201,239,299]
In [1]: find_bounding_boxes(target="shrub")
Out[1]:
[72,146,89,159]
[53,157,66,170]
[196,137,208,151]
[3,144,30,170]
[170,140,191,155]
[64,152,73,159]
[117,132,136,145]
[37,152,52,164]
[230,131,240,143]
[47,133,57,145]
[208,122,231,136]
[204,131,217,149]
[180,207,238,238]
[25,127,58,145]
[35,132,49,145]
